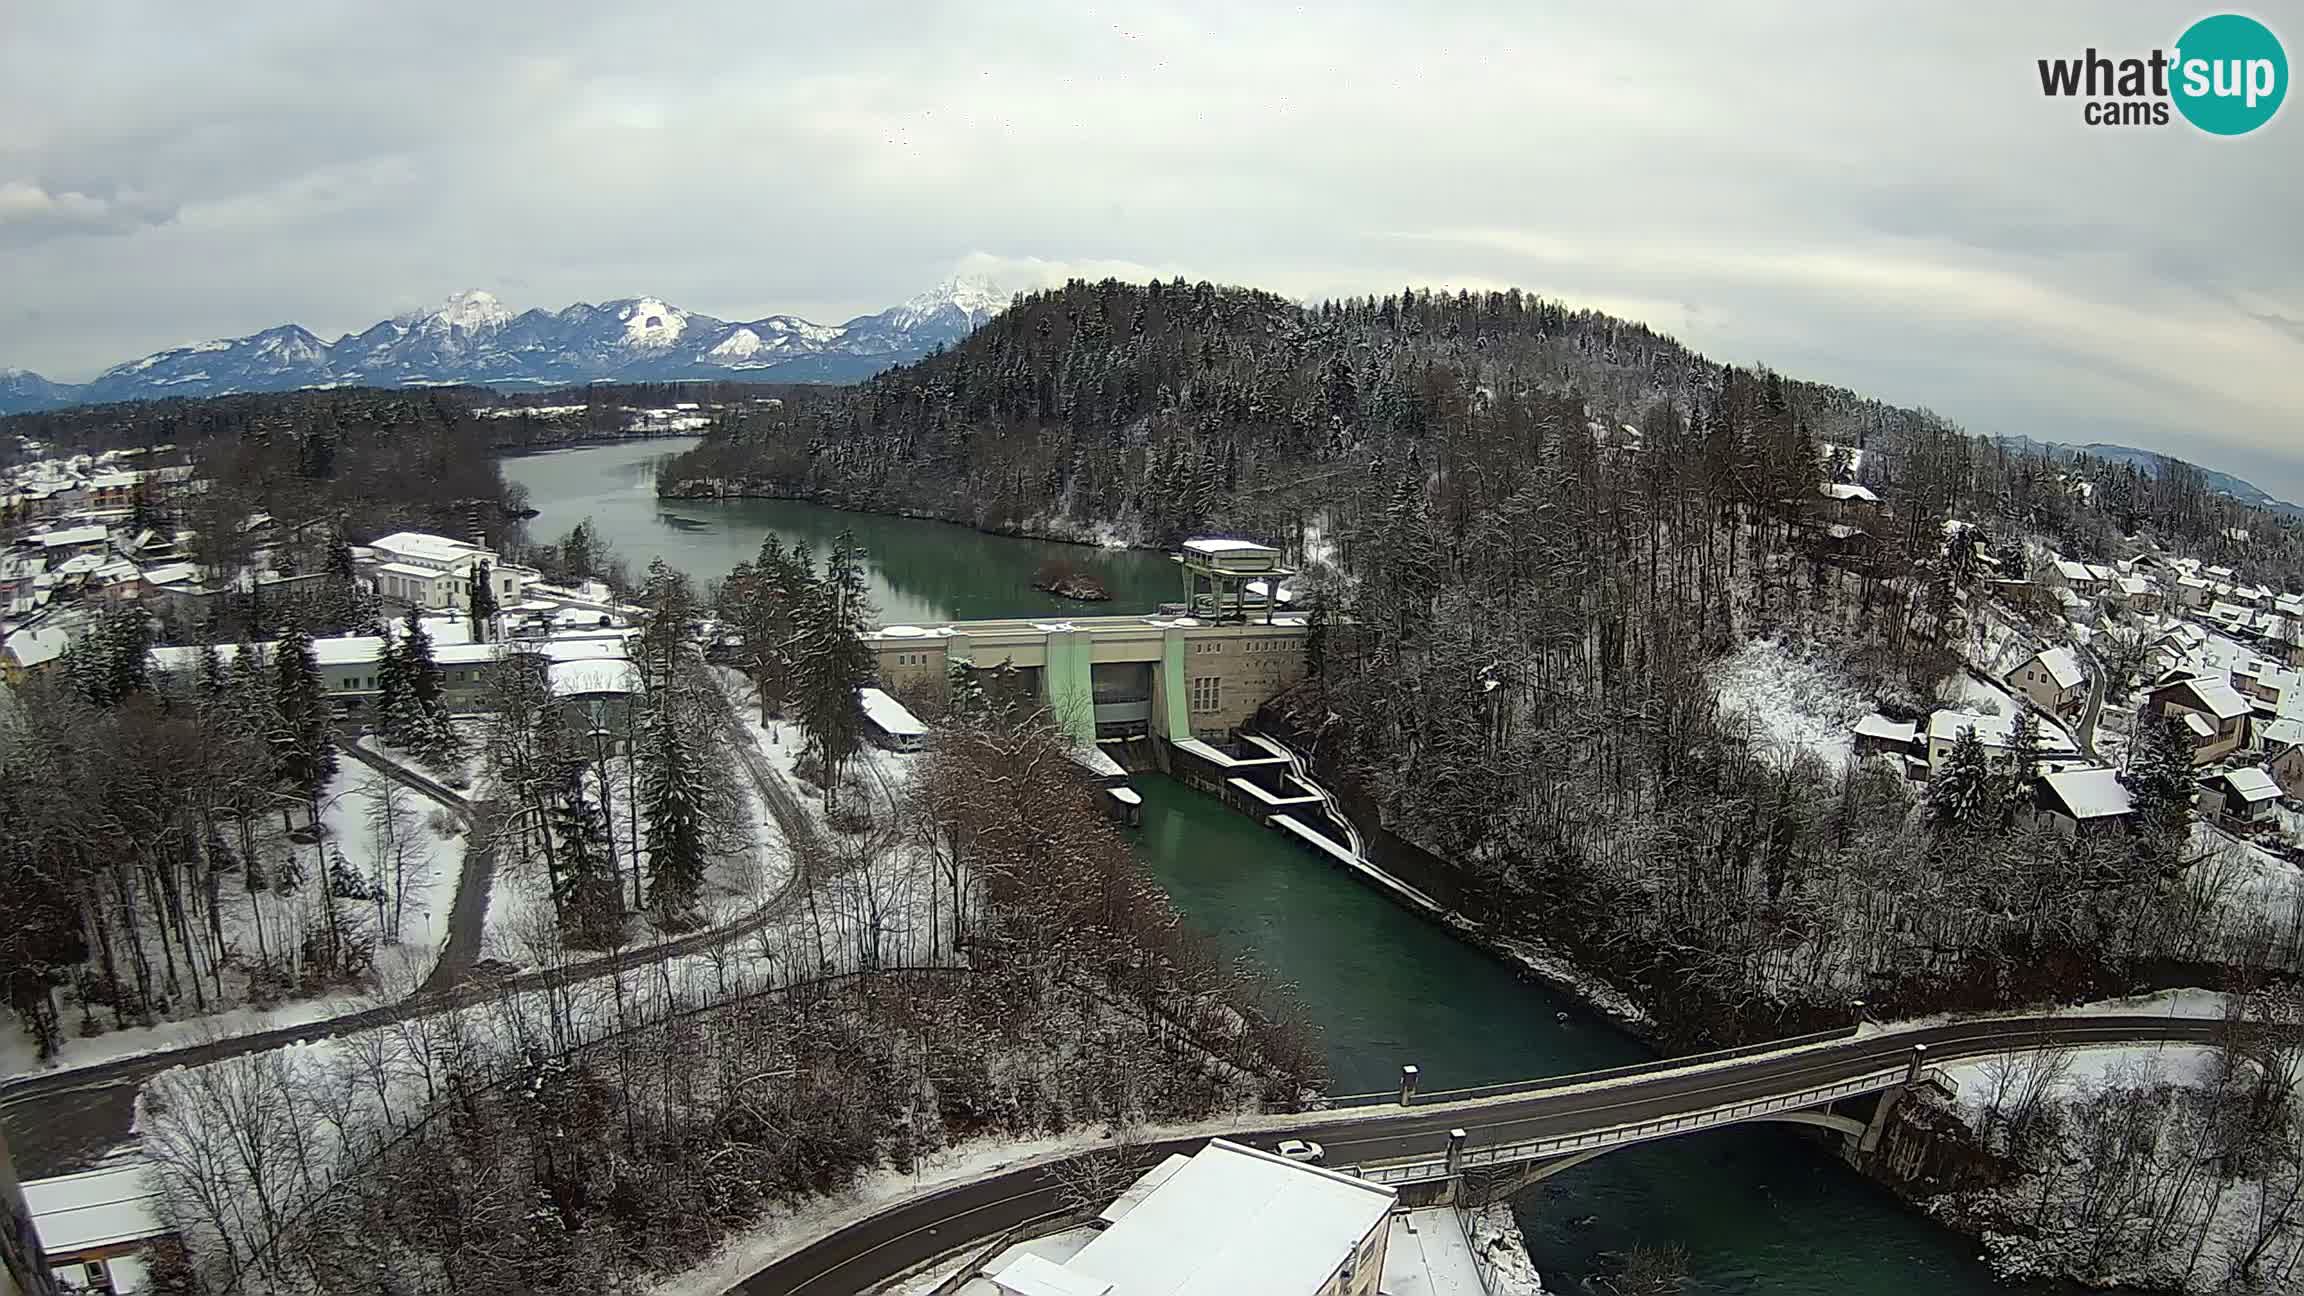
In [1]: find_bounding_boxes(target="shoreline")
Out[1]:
[655,477,1169,555]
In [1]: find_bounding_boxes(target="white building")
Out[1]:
[360,531,533,617]
[1925,709,2078,776]
[2010,645,2086,720]
[990,1139,1396,1296]
[24,1162,168,1294]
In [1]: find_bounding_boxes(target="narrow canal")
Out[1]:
[503,440,2060,1296]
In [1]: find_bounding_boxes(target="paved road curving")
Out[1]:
[1,691,826,1179]
[738,1013,2227,1295]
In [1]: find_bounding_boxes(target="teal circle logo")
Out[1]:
[2171,14,2287,135]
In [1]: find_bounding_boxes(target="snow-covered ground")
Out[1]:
[1938,1041,2226,1111]
[1709,638,1863,767]
[2,763,464,1078]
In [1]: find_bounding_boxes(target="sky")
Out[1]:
[3,1,2300,494]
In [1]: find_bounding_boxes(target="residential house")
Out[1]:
[23,1161,169,1295]
[2142,671,2252,765]
[2198,766,2283,827]
[2033,766,2136,839]
[1925,709,2079,777]
[987,1139,1396,1296]
[1852,713,1922,760]
[2174,574,2215,610]
[1818,482,1881,522]
[1,625,70,683]
[2260,717,2304,797]
[2011,646,2087,721]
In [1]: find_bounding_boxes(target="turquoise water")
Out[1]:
[509,440,2079,1296]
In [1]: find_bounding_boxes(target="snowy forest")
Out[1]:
[655,278,2304,1034]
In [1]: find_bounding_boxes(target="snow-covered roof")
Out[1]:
[1057,1139,1395,1296]
[34,525,108,548]
[22,1163,168,1254]
[369,531,489,565]
[2262,717,2304,751]
[858,686,927,738]
[138,562,201,586]
[2217,766,2282,803]
[548,658,640,697]
[5,625,70,668]
[2053,559,2096,583]
[991,1254,1115,1296]
[2184,712,2216,739]
[373,560,441,579]
[1928,710,2077,751]
[1181,537,1278,556]
[1853,713,1917,743]
[2040,767,2133,820]
[1820,482,1880,503]
[2166,675,2252,720]
[2034,645,2084,690]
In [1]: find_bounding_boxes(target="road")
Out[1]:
[333,740,499,998]
[1,686,826,1179]
[738,1013,2227,1295]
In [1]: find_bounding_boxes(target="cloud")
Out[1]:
[0,0,2296,494]
[0,180,174,242]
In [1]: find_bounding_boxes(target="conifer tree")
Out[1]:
[468,558,497,641]
[2122,715,2197,848]
[794,534,874,800]
[1999,707,2045,825]
[271,621,338,812]
[550,773,624,947]
[638,692,712,930]
[1928,726,1998,836]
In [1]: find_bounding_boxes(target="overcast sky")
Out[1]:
[4,2,2299,494]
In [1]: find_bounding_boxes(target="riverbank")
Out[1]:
[656,474,1158,553]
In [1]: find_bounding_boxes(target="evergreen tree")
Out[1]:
[794,534,875,799]
[2122,715,2197,845]
[638,694,712,930]
[271,621,338,811]
[373,623,409,739]
[66,607,154,708]
[1928,726,1999,836]
[1999,707,2045,826]
[388,609,460,760]
[468,558,497,641]
[549,773,624,947]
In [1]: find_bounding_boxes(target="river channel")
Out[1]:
[502,438,2064,1296]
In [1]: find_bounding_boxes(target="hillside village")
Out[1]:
[1832,480,2304,855]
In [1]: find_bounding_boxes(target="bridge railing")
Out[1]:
[1348,1065,1942,1185]
[1320,1023,1863,1110]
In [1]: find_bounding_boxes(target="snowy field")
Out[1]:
[2,761,465,1078]
[1708,638,1863,767]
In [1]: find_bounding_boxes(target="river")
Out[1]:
[502,438,1179,622]
[502,440,2058,1296]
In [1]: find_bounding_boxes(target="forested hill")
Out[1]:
[657,278,2299,574]
[663,277,2304,1054]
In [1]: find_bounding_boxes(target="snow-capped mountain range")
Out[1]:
[0,278,1009,415]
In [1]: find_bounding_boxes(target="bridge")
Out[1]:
[738,1011,2223,1295]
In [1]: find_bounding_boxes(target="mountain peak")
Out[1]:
[414,289,515,334]
[0,278,1000,413]
[908,275,1007,317]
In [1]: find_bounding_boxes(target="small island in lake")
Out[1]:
[1033,558,1111,602]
